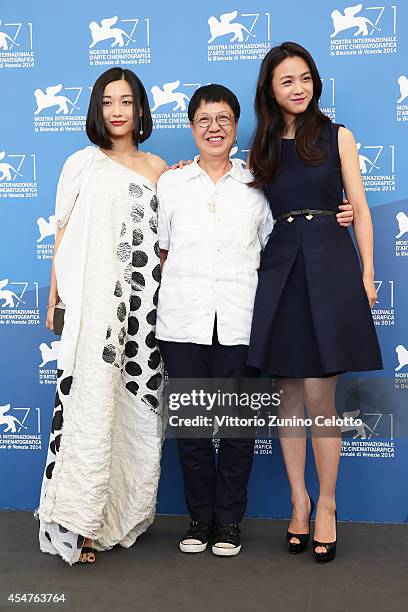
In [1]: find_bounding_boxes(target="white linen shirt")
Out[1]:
[156,157,274,346]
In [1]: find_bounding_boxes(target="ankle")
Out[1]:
[291,490,310,508]
[316,499,336,513]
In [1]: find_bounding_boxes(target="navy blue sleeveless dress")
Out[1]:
[247,122,382,378]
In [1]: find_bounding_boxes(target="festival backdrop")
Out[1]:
[0,0,407,523]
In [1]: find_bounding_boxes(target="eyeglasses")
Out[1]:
[194,112,235,129]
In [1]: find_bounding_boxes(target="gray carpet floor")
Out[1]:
[0,512,407,612]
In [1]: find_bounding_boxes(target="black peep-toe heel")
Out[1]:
[287,497,316,554]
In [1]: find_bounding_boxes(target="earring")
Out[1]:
[139,115,143,136]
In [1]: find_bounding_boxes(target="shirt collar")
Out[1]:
[184,155,252,184]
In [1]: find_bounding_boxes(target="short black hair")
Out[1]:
[86,67,152,149]
[187,84,241,122]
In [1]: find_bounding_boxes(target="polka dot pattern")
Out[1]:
[39,178,165,565]
[126,381,139,396]
[124,263,132,285]
[117,302,127,322]
[148,350,161,370]
[145,330,156,349]
[128,316,139,336]
[149,217,157,234]
[114,281,123,297]
[51,410,63,433]
[60,376,73,396]
[102,180,164,419]
[151,264,161,283]
[54,392,61,409]
[142,394,159,411]
[131,203,144,223]
[132,272,145,291]
[130,295,141,311]
[118,327,126,345]
[146,309,157,326]
[46,461,55,479]
[130,183,143,198]
[133,228,143,246]
[133,251,148,267]
[125,341,138,358]
[150,195,158,212]
[117,242,131,261]
[125,362,142,377]
[146,373,162,390]
[102,344,116,364]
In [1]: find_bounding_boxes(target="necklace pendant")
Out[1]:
[207,201,215,213]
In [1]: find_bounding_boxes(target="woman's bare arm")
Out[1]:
[160,249,168,272]
[338,127,377,307]
[46,225,66,330]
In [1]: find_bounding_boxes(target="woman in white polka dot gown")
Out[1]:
[36,68,167,564]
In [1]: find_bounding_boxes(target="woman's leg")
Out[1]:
[305,376,340,553]
[278,378,311,544]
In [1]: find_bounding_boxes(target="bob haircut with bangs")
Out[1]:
[86,67,152,149]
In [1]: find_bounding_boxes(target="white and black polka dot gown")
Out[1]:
[37,151,165,565]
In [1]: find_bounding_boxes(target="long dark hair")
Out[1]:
[86,68,152,149]
[249,42,330,189]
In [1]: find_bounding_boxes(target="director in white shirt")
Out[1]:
[156,84,353,558]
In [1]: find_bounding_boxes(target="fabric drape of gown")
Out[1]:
[36,147,165,565]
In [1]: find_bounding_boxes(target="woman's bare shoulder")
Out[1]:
[143,152,167,171]
[338,126,355,144]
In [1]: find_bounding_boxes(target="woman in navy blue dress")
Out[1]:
[247,42,382,563]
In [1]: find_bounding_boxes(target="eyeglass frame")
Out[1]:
[192,111,236,129]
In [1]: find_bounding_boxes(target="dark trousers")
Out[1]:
[159,322,259,524]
